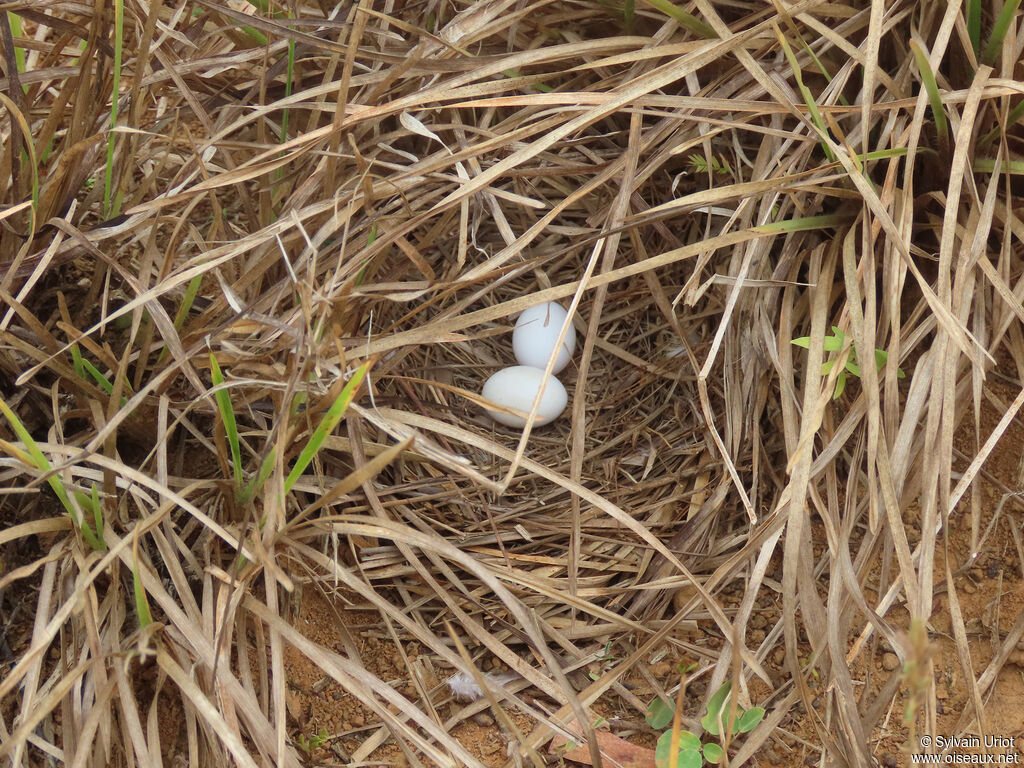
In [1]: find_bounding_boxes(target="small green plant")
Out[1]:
[791,326,905,399]
[209,359,370,504]
[647,682,765,768]
[295,726,328,754]
[687,153,732,176]
[0,396,106,551]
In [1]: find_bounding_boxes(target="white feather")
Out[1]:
[446,671,520,701]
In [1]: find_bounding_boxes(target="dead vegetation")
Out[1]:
[1,0,1024,766]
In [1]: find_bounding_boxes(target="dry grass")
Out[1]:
[1,0,1024,766]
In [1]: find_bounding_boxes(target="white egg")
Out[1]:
[512,302,576,374]
[481,366,568,427]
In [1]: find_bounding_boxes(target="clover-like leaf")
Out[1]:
[646,697,674,730]
[701,682,732,735]
[655,731,702,768]
[736,706,766,733]
[702,742,724,764]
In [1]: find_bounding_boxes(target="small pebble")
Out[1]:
[762,746,780,764]
[882,752,898,768]
[773,648,786,665]
[961,581,977,594]
[882,653,900,671]
[473,712,495,727]
[987,564,999,579]
[936,699,944,715]
[751,614,768,629]
[749,629,766,644]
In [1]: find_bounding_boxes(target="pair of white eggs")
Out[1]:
[482,302,576,428]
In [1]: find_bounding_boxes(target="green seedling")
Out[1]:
[910,40,948,149]
[687,153,732,176]
[648,682,765,768]
[776,28,834,162]
[0,396,106,551]
[235,361,370,504]
[210,354,244,490]
[981,0,1022,65]
[295,727,328,754]
[6,12,27,94]
[644,0,717,39]
[792,326,905,399]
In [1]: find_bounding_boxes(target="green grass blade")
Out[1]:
[209,354,243,488]
[132,549,153,628]
[973,157,1024,174]
[81,358,115,394]
[776,30,834,161]
[6,12,27,95]
[981,99,1024,145]
[909,40,948,145]
[643,0,717,38]
[0,395,105,550]
[70,343,86,378]
[284,363,369,493]
[173,275,203,331]
[90,483,104,541]
[103,0,125,217]
[240,446,277,503]
[754,212,854,234]
[982,0,1022,64]
[966,0,981,55]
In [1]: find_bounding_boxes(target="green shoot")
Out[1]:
[209,354,244,489]
[240,448,277,504]
[966,0,981,55]
[980,99,1024,146]
[173,275,204,332]
[5,12,27,94]
[644,0,717,39]
[284,363,369,493]
[295,727,329,754]
[792,326,906,399]
[776,29,834,162]
[0,396,106,551]
[132,537,153,628]
[973,157,1024,174]
[909,40,948,147]
[237,362,370,503]
[687,154,732,175]
[981,0,1022,65]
